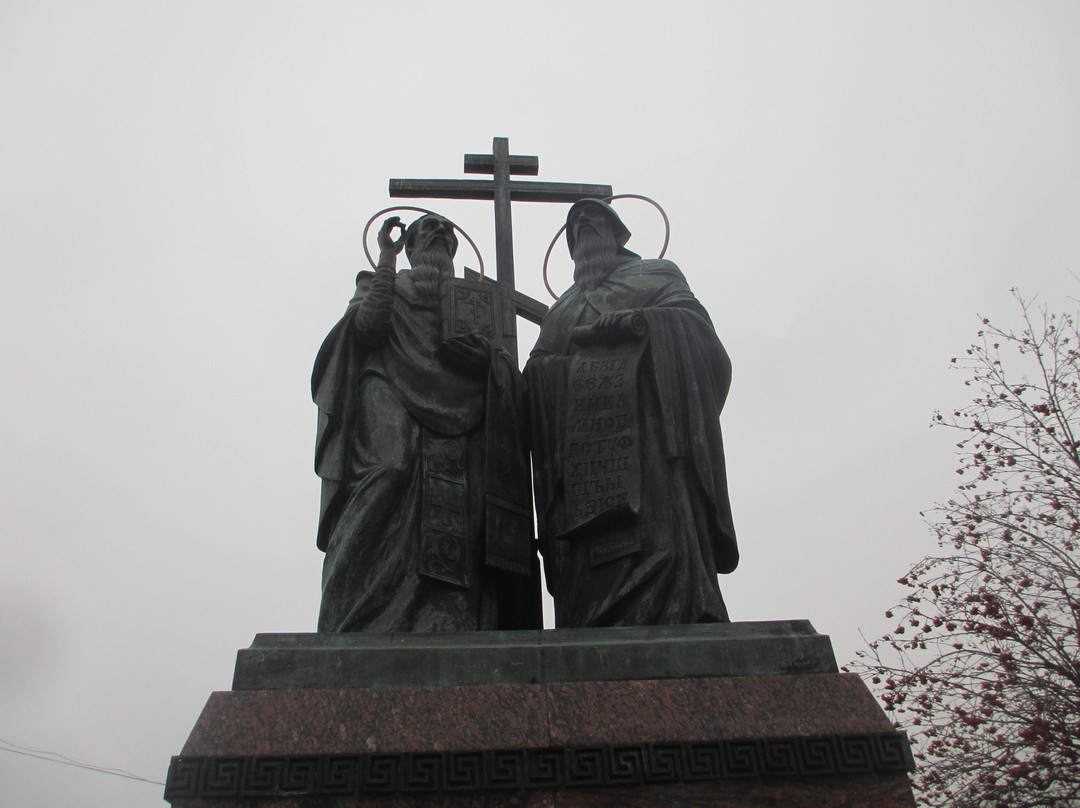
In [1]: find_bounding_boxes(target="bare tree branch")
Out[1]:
[847,291,1080,807]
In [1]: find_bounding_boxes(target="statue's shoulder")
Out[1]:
[635,258,682,275]
[348,268,407,306]
[617,258,686,288]
[349,270,377,301]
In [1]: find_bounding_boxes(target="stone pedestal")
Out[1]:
[165,621,915,807]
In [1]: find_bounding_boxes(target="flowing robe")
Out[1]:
[312,267,533,632]
[525,258,738,627]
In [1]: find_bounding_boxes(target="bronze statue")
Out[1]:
[525,200,738,627]
[312,214,535,632]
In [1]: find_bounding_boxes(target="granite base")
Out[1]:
[165,622,915,807]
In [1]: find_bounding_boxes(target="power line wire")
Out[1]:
[0,737,164,786]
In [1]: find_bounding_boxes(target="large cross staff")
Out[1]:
[390,136,612,362]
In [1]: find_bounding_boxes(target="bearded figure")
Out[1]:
[312,214,535,632]
[525,199,738,627]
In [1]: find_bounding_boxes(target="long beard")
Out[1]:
[572,231,620,291]
[410,246,453,307]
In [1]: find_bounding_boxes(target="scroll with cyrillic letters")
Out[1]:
[561,335,645,540]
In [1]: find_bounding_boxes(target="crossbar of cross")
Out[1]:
[389,137,612,362]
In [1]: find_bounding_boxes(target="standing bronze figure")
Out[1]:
[525,200,738,627]
[312,214,534,632]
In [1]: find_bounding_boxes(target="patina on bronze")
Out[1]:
[377,137,615,630]
[525,199,738,628]
[312,213,534,632]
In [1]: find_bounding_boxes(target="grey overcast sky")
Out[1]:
[3,2,1080,805]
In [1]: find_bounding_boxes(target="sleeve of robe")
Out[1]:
[310,267,395,550]
[482,343,536,578]
[523,351,570,565]
[637,262,739,574]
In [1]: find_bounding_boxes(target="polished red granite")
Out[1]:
[173,674,914,807]
[545,674,891,747]
[182,683,549,755]
[182,673,891,756]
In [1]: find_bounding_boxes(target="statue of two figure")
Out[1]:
[312,201,738,632]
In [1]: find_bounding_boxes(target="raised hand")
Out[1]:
[377,216,407,255]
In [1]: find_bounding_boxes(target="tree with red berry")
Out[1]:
[849,290,1080,807]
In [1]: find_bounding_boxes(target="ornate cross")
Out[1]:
[390,137,613,361]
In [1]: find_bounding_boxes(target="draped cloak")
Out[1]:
[524,258,738,627]
[312,268,533,632]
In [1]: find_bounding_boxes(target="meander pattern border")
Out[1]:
[165,732,914,799]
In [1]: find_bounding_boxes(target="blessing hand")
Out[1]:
[377,216,407,255]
